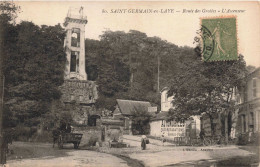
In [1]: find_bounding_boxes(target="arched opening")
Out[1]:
[88,115,101,126]
[71,28,80,47]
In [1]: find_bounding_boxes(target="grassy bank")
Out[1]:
[7,142,70,161]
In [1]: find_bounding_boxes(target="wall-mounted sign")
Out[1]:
[161,125,186,137]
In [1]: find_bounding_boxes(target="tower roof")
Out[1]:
[64,7,88,26]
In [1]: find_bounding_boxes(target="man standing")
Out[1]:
[200,129,205,140]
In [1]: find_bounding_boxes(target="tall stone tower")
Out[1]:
[64,7,87,80]
[59,7,99,126]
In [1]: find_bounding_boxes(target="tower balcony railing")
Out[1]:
[67,14,87,20]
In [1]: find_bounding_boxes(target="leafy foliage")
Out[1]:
[168,48,247,134]
[0,1,20,25]
[86,30,192,110]
[131,107,152,135]
[42,100,73,130]
[1,2,66,128]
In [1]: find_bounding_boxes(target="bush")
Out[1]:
[14,126,35,141]
[31,131,52,142]
[238,133,249,145]
[237,132,259,145]
[249,132,259,145]
[131,107,151,135]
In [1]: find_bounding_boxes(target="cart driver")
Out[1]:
[66,123,72,133]
[59,121,67,133]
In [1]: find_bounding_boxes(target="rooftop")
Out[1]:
[67,7,87,20]
[116,99,152,115]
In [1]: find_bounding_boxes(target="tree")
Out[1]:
[0,11,66,128]
[246,65,256,73]
[42,100,73,130]
[86,30,182,110]
[168,49,247,138]
[131,106,152,135]
[0,1,20,164]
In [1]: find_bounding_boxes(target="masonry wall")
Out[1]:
[58,79,99,125]
[150,120,162,137]
[60,80,98,104]
[73,126,102,147]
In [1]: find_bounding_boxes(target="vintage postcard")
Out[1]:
[0,1,259,167]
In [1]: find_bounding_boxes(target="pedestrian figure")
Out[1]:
[162,132,166,146]
[66,123,72,133]
[59,121,67,133]
[141,135,146,150]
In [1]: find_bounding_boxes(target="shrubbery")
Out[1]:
[13,126,36,141]
[237,132,259,145]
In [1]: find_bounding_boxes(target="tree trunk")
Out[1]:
[0,49,5,164]
[130,72,134,87]
[225,112,228,144]
[209,115,215,137]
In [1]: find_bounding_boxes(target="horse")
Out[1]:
[52,129,61,148]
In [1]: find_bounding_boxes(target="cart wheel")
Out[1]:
[58,135,63,149]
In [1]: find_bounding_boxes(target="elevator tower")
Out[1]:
[64,7,88,80]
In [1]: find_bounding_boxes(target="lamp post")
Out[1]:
[157,45,168,92]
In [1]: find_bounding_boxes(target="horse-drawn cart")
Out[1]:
[58,133,83,149]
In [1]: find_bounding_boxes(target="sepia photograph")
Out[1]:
[0,1,259,167]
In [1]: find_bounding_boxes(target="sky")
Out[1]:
[14,1,260,67]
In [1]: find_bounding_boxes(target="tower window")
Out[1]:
[70,51,79,72]
[70,54,76,72]
[71,28,80,47]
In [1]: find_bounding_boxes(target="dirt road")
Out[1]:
[7,142,129,167]
[121,135,258,167]
[5,138,259,167]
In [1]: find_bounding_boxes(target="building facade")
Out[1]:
[236,68,260,143]
[200,67,260,144]
[113,99,152,135]
[150,88,200,141]
[160,87,174,112]
[64,7,87,81]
